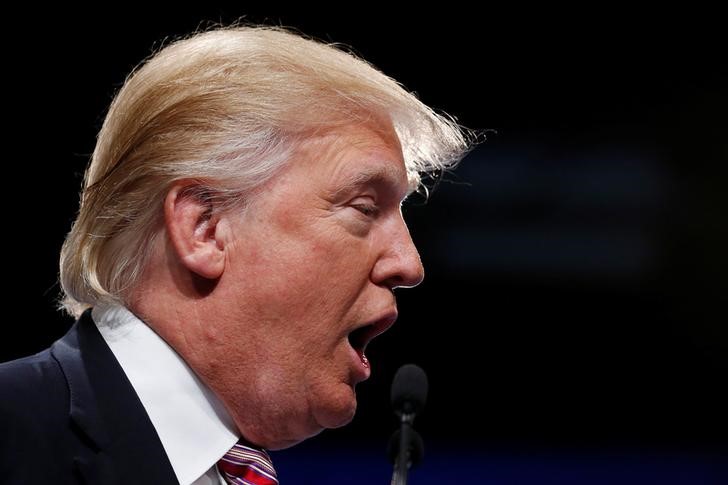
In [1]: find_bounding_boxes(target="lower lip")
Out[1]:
[348,344,371,382]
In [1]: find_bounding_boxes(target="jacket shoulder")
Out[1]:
[0,349,68,411]
[0,350,74,481]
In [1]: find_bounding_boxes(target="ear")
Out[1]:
[164,181,230,280]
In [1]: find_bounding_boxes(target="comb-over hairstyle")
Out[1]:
[59,25,474,318]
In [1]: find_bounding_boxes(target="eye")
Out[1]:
[352,203,379,217]
[349,196,379,218]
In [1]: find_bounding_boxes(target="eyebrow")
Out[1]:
[331,166,408,201]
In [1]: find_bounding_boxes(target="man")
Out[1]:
[0,26,471,484]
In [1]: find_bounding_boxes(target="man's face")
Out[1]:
[206,122,424,449]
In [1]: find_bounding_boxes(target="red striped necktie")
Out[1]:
[217,441,279,485]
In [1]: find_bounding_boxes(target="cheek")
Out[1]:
[234,237,357,328]
[266,220,372,289]
[232,207,376,324]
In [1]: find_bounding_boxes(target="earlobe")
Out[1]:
[164,182,226,279]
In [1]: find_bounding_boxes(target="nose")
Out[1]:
[371,214,425,290]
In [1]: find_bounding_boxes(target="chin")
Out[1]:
[315,391,358,430]
[263,401,356,450]
[265,431,321,451]
[248,419,326,451]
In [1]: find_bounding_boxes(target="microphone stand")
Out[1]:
[391,411,415,485]
[388,363,427,485]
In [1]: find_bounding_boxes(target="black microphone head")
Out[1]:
[390,364,428,415]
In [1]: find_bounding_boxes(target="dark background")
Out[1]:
[3,6,726,483]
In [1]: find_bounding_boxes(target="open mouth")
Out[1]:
[347,314,397,368]
[348,324,375,365]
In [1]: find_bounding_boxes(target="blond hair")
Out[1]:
[59,25,474,318]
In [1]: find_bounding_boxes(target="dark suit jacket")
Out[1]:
[0,308,179,484]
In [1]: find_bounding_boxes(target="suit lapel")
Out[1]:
[52,309,179,484]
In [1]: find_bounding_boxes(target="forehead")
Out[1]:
[295,123,411,197]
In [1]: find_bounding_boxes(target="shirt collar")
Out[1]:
[92,304,239,484]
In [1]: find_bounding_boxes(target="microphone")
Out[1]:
[388,364,428,485]
[391,364,428,416]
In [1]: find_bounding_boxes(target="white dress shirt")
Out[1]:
[92,304,239,485]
